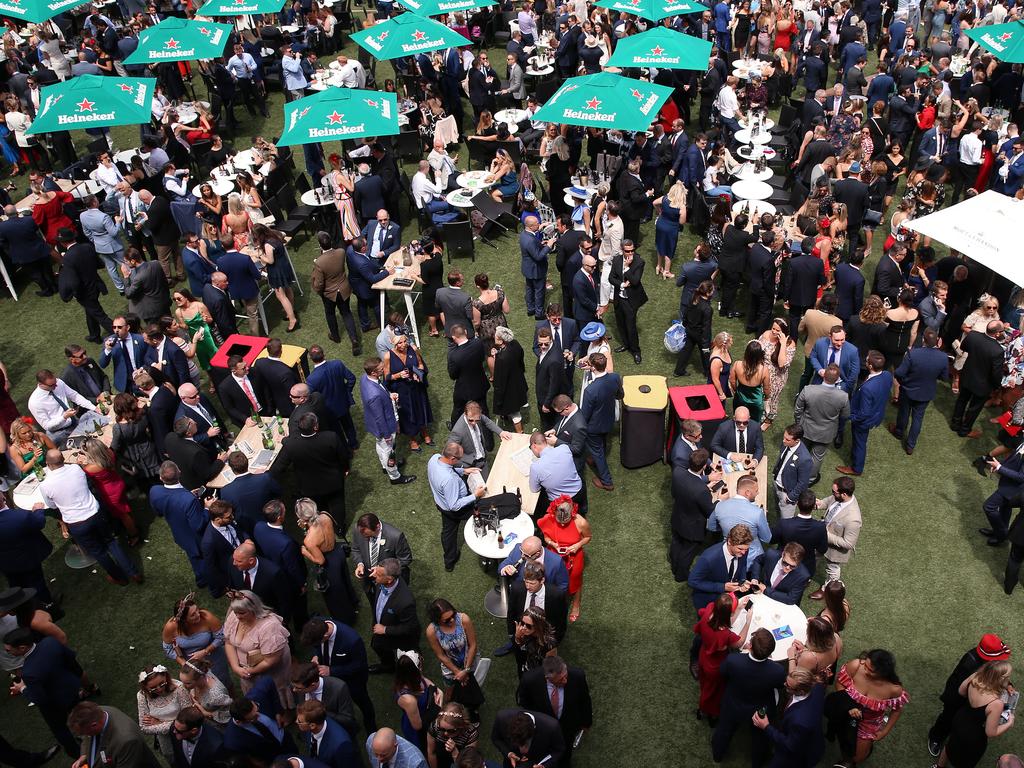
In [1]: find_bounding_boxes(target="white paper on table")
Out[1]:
[466,471,486,494]
[510,447,537,476]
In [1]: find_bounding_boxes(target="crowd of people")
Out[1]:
[4,0,1024,762]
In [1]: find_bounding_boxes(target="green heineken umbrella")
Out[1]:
[351,12,471,60]
[26,75,156,135]
[197,0,286,16]
[532,72,673,132]
[965,21,1024,62]
[277,88,400,146]
[594,0,702,22]
[606,26,711,70]
[398,0,494,16]
[0,0,90,24]
[124,17,232,65]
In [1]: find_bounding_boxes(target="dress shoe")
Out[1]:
[286,320,301,333]
[886,423,903,440]
[390,474,416,485]
[904,444,914,455]
[105,575,129,586]
[928,739,942,758]
[353,345,363,357]
[729,311,743,319]
[614,345,629,353]
[972,456,990,477]
[809,589,825,600]
[988,537,1007,547]
[809,474,821,486]
[689,661,700,680]
[328,332,341,343]
[835,465,861,476]
[1004,581,1016,596]
[592,477,614,491]
[85,336,103,344]
[493,641,514,657]
[833,434,844,449]
[966,429,983,439]
[979,528,996,537]
[634,353,642,364]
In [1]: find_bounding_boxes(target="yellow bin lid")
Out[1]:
[622,375,668,410]
[256,344,305,368]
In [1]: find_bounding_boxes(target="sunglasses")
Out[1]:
[518,619,535,629]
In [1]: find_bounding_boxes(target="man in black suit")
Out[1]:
[301,617,377,733]
[670,449,715,582]
[170,706,224,768]
[535,328,571,431]
[871,243,908,308]
[709,408,765,463]
[218,355,272,428]
[801,89,827,134]
[229,540,293,622]
[711,628,786,763]
[570,255,600,330]
[608,241,648,364]
[254,499,309,632]
[143,324,191,390]
[832,167,871,259]
[698,52,723,130]
[616,159,650,244]
[288,383,339,437]
[201,499,248,598]
[55,230,112,343]
[446,324,490,424]
[367,558,420,672]
[272,412,351,527]
[60,344,111,405]
[251,338,300,417]
[290,662,358,738]
[202,272,239,341]
[784,238,827,340]
[491,709,565,768]
[353,165,386,227]
[134,371,176,456]
[467,52,499,120]
[516,657,592,768]
[507,561,568,644]
[138,190,183,283]
[164,417,225,490]
[953,321,1006,439]
[772,491,828,576]
[554,216,585,315]
[833,250,866,321]
[795,125,836,189]
[746,230,778,335]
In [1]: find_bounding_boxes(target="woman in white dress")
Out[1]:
[235,171,265,222]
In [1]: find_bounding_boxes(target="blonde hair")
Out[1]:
[294,497,321,526]
[667,180,687,209]
[973,661,1012,695]
[227,193,244,216]
[228,589,274,618]
[83,438,114,469]
[551,136,571,162]
[712,331,732,351]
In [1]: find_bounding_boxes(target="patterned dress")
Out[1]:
[758,332,797,420]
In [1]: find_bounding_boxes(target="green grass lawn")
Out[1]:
[2,32,1024,768]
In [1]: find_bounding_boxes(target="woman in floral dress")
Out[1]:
[758,319,796,431]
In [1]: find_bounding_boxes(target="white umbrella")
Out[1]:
[905,190,1024,286]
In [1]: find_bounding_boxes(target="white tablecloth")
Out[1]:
[730,593,807,662]
[464,512,536,559]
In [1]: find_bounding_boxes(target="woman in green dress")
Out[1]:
[172,289,219,374]
[728,340,772,423]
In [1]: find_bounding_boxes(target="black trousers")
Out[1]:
[1006,541,1024,594]
[718,268,743,316]
[3,566,53,605]
[236,77,268,117]
[314,488,348,531]
[928,698,962,748]
[787,304,812,340]
[0,734,49,768]
[39,702,79,758]
[438,503,474,569]
[699,96,715,130]
[23,260,56,294]
[711,705,770,764]
[950,161,980,204]
[614,300,640,355]
[321,294,361,348]
[342,670,378,733]
[355,294,378,332]
[79,295,113,341]
[669,536,703,582]
[675,337,709,377]
[746,289,775,334]
[952,389,988,435]
[622,217,641,244]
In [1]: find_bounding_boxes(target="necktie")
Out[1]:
[554,326,561,349]
[381,763,390,768]
[121,338,133,369]
[772,568,786,589]
[529,592,537,608]
[227,526,240,549]
[310,736,319,757]
[243,570,252,589]
[550,684,561,717]
[587,271,595,289]
[321,639,331,664]
[80,371,100,398]
[369,536,380,568]
[738,429,746,454]
[49,390,69,411]
[240,378,259,410]
[824,501,841,524]
[727,557,737,581]
[828,346,837,366]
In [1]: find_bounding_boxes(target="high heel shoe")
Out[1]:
[286,319,301,333]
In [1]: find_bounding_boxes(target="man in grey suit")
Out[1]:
[811,475,862,598]
[793,364,851,481]
[499,53,527,107]
[447,400,512,474]
[290,661,358,738]
[122,249,170,324]
[435,270,475,340]
[350,512,413,602]
[79,195,125,293]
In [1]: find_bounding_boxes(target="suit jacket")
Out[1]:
[311,619,370,682]
[0,215,51,265]
[871,255,905,307]
[507,581,568,643]
[142,194,179,246]
[447,338,490,404]
[758,548,812,604]
[0,504,53,574]
[448,413,502,466]
[307,360,357,417]
[143,339,191,390]
[360,220,402,260]
[550,407,588,472]
[218,250,262,301]
[608,254,648,309]
[146,385,177,456]
[20,636,83,711]
[709,420,764,462]
[304,718,355,768]
[519,230,551,281]
[507,62,526,99]
[99,333,149,393]
[491,709,565,768]
[222,680,295,763]
[616,172,647,221]
[125,261,172,321]
[252,357,300,417]
[535,350,570,411]
[894,346,949,402]
[516,666,593,743]
[719,651,786,720]
[311,248,352,301]
[218,472,282,535]
[832,177,871,227]
[772,441,813,503]
[497,545,570,591]
[764,684,827,768]
[149,484,209,558]
[800,56,827,94]
[353,176,386,219]
[181,246,216,298]
[171,723,224,768]
[960,331,1005,397]
[784,254,826,307]
[533,319,580,357]
[747,244,776,295]
[254,522,308,594]
[163,434,224,490]
[176,394,226,448]
[360,374,398,438]
[58,242,108,304]
[833,263,865,320]
[467,65,499,107]
[793,384,850,443]
[580,373,623,435]
[689,543,749,610]
[809,338,860,394]
[772,515,828,575]
[350,521,412,590]
[435,286,475,337]
[228,556,293,617]
[824,495,862,563]
[671,466,714,544]
[373,578,420,649]
[850,372,893,429]
[800,99,826,135]
[289,391,339,437]
[201,522,248,597]
[78,706,162,768]
[217,372,272,427]
[201,283,239,340]
[60,361,110,404]
[795,140,836,184]
[571,269,599,327]
[273,431,351,495]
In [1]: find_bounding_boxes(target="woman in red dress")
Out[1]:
[537,496,592,622]
[81,437,140,546]
[693,593,754,722]
[30,184,73,247]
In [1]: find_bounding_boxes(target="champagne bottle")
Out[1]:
[262,425,274,450]
[252,408,263,427]
[276,416,285,436]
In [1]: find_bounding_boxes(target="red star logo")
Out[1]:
[651,45,664,55]
[1001,32,1013,40]
[164,37,180,49]
[8,0,22,5]
[631,88,642,99]
[119,83,134,93]
[629,0,641,6]
[364,99,379,107]
[412,30,426,40]
[198,26,211,35]
[327,110,344,124]
[378,30,389,40]
[76,97,95,112]
[585,97,601,109]
[298,107,310,118]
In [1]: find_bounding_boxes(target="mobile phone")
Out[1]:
[710,480,726,493]
[1004,691,1020,722]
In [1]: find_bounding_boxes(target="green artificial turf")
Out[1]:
[1,30,1023,768]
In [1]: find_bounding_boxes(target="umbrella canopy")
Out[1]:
[965,21,1024,62]
[606,26,711,69]
[398,0,493,15]
[351,12,471,59]
[532,72,673,132]
[124,17,232,64]
[277,88,400,145]
[594,0,702,22]
[27,75,156,135]
[0,0,90,24]
[905,190,1024,284]
[197,0,286,16]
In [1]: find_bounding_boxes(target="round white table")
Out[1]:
[739,116,775,132]
[732,179,774,201]
[72,179,103,198]
[730,593,807,661]
[446,189,476,208]
[456,171,494,190]
[280,24,300,33]
[12,474,44,510]
[175,107,198,125]
[301,188,337,206]
[465,510,537,617]
[114,148,149,164]
[526,66,554,77]
[233,148,259,168]
[737,145,776,161]
[495,108,530,125]
[732,59,766,79]
[732,199,777,217]
[734,128,771,145]
[734,163,774,182]
[194,178,233,198]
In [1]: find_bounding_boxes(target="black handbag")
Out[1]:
[863,209,883,226]
[449,670,486,710]
[475,487,522,520]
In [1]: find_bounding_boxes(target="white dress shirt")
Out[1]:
[960,132,983,165]
[27,380,96,432]
[39,464,100,524]
[411,171,442,207]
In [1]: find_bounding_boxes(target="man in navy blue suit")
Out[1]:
[810,327,860,447]
[217,235,263,335]
[833,250,866,322]
[757,543,812,605]
[302,617,378,733]
[347,237,394,332]
[772,491,828,576]
[296,700,356,768]
[223,677,296,763]
[142,325,191,389]
[772,425,814,519]
[838,351,892,477]
[219,451,284,535]
[230,540,294,623]
[201,499,248,598]
[520,215,554,320]
[306,345,358,449]
[149,461,209,585]
[176,382,227,450]
[688,524,753,611]
[254,500,309,632]
[709,407,764,463]
[360,210,402,263]
[534,304,580,358]
[99,315,148,393]
[580,352,622,492]
[711,628,786,762]
[571,256,601,329]
[981,447,1024,545]
[890,328,949,455]
[752,670,826,768]
[0,499,55,606]
[783,238,827,340]
[171,706,225,768]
